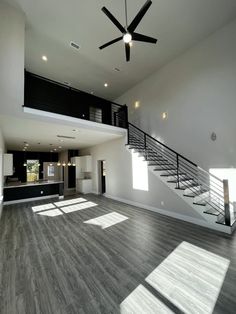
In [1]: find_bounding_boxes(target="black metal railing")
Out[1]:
[128,122,235,227]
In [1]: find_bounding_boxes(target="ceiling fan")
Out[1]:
[99,0,158,62]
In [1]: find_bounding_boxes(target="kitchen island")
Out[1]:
[4,180,64,204]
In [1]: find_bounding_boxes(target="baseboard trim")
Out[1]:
[3,194,60,205]
[104,194,232,234]
[92,191,100,195]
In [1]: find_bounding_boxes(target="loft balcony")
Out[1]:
[23,71,128,130]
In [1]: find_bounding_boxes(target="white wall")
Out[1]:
[0,128,5,217]
[80,137,205,222]
[116,18,236,171]
[0,2,25,116]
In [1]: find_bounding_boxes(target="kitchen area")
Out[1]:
[3,149,93,204]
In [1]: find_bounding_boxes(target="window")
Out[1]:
[47,165,55,177]
[26,160,39,182]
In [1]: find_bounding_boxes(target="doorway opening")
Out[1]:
[98,160,106,194]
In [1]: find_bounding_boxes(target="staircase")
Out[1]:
[126,122,236,233]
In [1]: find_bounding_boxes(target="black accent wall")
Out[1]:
[68,150,78,188]
[24,71,113,125]
[8,151,58,183]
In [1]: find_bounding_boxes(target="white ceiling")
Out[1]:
[0,114,125,152]
[4,0,236,100]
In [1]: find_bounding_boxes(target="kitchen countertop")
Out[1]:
[4,180,64,189]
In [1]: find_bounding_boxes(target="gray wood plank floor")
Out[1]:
[0,194,236,314]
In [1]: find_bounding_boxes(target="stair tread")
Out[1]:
[154,167,177,171]
[160,172,186,177]
[203,208,222,216]
[167,177,193,183]
[184,189,209,197]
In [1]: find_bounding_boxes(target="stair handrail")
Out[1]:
[128,122,198,167]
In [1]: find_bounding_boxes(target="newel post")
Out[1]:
[223,179,231,226]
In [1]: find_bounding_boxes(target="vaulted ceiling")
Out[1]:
[4,0,236,100]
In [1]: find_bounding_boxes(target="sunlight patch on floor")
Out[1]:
[37,208,63,217]
[54,197,87,207]
[84,212,128,229]
[32,203,55,212]
[145,241,230,314]
[61,201,98,213]
[120,284,174,314]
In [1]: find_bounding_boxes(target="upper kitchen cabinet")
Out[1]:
[71,156,92,173]
[4,153,13,176]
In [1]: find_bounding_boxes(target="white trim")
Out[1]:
[3,194,59,205]
[104,194,232,234]
[23,107,127,135]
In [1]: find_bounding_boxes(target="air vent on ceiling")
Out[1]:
[57,135,76,139]
[70,41,80,50]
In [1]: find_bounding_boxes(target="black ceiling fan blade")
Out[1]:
[125,43,130,62]
[127,0,152,33]
[132,32,157,44]
[99,37,123,50]
[102,7,126,33]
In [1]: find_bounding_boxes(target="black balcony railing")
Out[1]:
[24,71,128,129]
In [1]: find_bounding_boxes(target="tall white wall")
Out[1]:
[116,19,236,171]
[0,2,25,116]
[80,137,205,224]
[0,128,5,217]
[0,3,24,218]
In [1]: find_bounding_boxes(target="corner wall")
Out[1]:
[116,18,236,171]
[0,2,25,116]
[80,137,206,225]
[0,128,5,217]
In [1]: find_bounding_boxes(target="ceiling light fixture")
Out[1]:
[123,33,132,43]
[162,112,168,120]
[135,101,140,108]
[99,0,158,62]
[42,55,48,61]
[104,83,108,87]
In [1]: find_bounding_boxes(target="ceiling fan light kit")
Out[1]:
[99,0,158,62]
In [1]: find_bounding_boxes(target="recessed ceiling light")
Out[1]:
[25,143,29,146]
[104,83,108,87]
[58,146,62,149]
[42,55,48,61]
[54,148,57,151]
